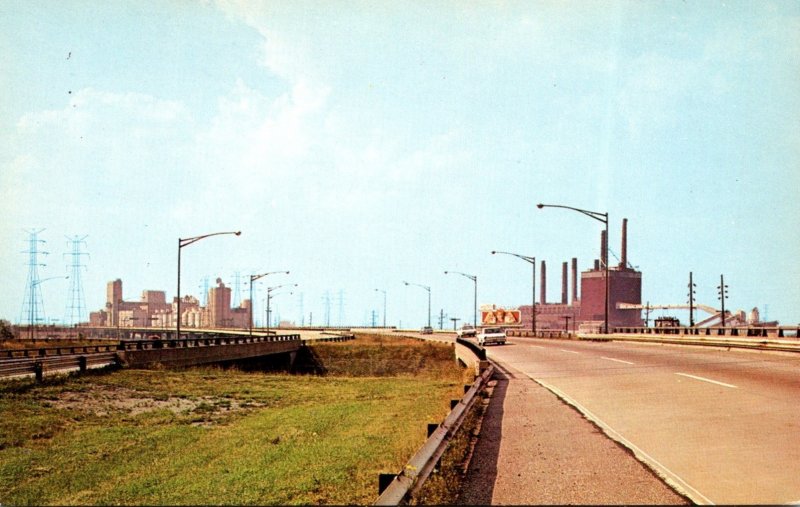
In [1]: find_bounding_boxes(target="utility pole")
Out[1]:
[687,272,697,327]
[718,275,729,329]
[438,308,447,330]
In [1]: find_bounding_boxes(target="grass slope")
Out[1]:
[0,335,465,505]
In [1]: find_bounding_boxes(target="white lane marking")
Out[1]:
[531,376,715,505]
[601,356,635,365]
[559,349,580,354]
[675,372,737,389]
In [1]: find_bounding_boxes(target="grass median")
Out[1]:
[0,334,468,505]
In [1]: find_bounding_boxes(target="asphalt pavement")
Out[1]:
[474,337,800,504]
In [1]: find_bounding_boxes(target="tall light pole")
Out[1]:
[177,231,241,339]
[266,283,297,334]
[444,271,477,328]
[266,291,294,329]
[29,276,69,340]
[374,289,387,328]
[492,251,536,333]
[403,281,431,328]
[537,203,609,334]
[249,270,289,336]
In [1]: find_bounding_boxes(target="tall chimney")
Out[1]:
[620,218,628,270]
[540,260,547,305]
[561,262,568,304]
[571,257,578,303]
[600,229,608,269]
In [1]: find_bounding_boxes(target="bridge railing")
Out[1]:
[3,344,120,360]
[506,329,574,339]
[0,352,119,381]
[611,326,799,338]
[118,333,302,351]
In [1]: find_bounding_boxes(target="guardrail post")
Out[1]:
[427,423,439,437]
[78,356,87,373]
[450,399,459,410]
[378,474,397,495]
[34,361,43,383]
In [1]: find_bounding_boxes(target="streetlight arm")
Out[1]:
[444,270,476,282]
[250,270,290,283]
[403,281,430,292]
[536,203,607,224]
[180,230,241,248]
[492,251,535,265]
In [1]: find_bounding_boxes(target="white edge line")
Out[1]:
[675,372,737,389]
[530,375,715,506]
[600,356,635,365]
[559,349,580,354]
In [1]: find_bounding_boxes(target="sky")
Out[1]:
[1,0,798,329]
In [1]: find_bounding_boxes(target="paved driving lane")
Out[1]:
[485,337,800,504]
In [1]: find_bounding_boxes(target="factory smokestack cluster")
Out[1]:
[527,217,641,331]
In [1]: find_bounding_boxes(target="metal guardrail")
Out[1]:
[455,336,486,361]
[375,364,494,505]
[0,352,119,381]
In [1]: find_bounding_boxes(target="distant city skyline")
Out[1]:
[2,1,798,327]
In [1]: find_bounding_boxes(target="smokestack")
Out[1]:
[561,262,568,304]
[571,257,578,303]
[620,218,628,270]
[600,229,608,269]
[540,260,547,305]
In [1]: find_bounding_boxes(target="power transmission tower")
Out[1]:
[438,308,447,330]
[298,293,304,326]
[199,276,209,307]
[63,235,89,325]
[19,229,48,326]
[336,289,345,326]
[323,291,331,326]
[231,271,242,308]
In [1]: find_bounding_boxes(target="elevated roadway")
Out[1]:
[484,336,800,504]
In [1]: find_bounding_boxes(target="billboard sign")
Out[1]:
[480,307,521,325]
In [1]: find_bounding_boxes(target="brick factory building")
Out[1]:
[517,218,643,332]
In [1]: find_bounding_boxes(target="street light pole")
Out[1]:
[374,289,387,328]
[249,270,290,336]
[492,251,536,333]
[444,271,477,328]
[266,283,298,334]
[177,231,241,339]
[403,281,431,328]
[537,203,609,334]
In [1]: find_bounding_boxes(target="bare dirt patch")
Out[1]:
[48,385,262,425]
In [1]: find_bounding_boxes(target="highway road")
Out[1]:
[483,336,800,504]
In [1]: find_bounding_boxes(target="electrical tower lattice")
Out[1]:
[64,235,89,325]
[19,229,48,326]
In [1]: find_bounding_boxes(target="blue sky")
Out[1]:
[2,0,798,328]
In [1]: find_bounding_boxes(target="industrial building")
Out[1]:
[90,278,250,329]
[517,218,643,332]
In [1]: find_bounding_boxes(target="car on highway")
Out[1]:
[420,326,434,335]
[457,324,476,338]
[477,327,506,346]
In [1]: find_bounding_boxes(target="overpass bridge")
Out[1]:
[0,327,354,380]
